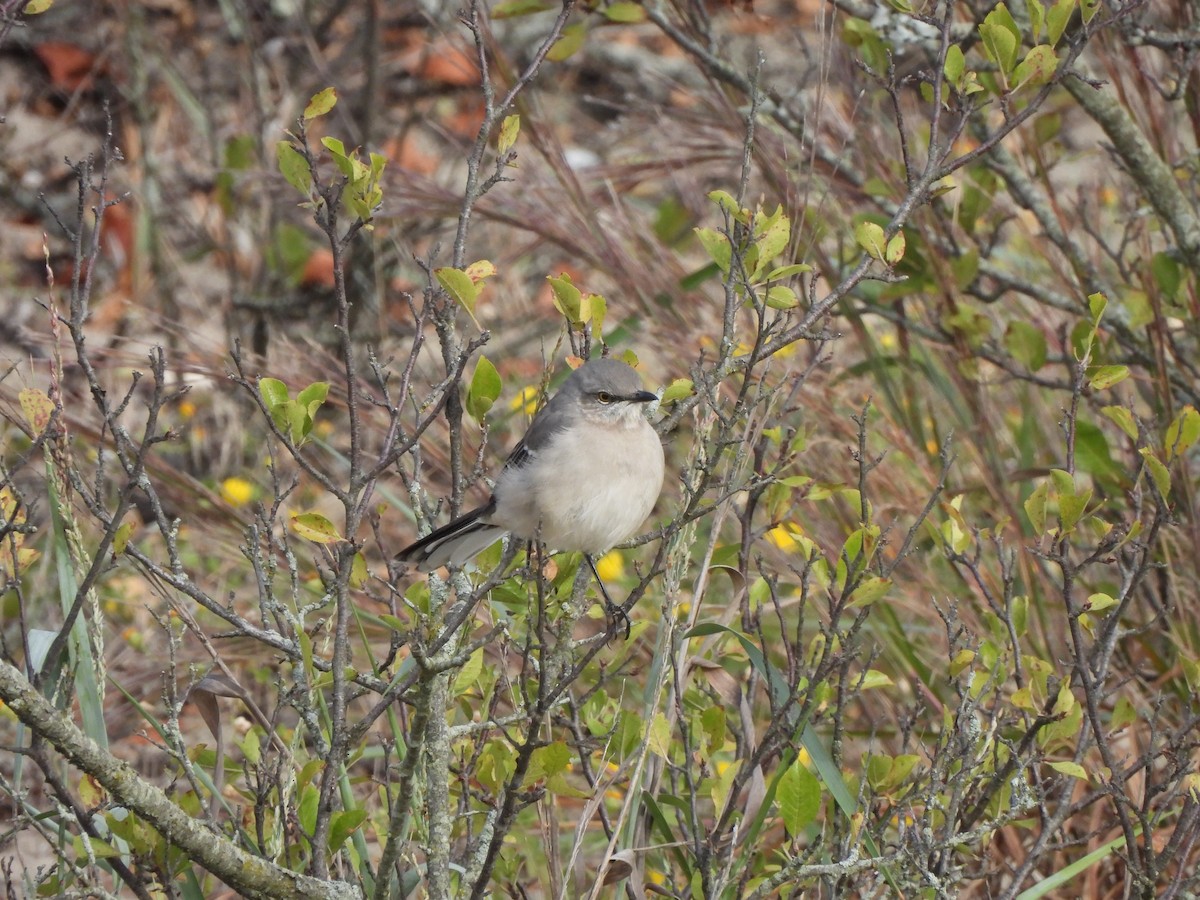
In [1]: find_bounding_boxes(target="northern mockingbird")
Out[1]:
[396,358,665,614]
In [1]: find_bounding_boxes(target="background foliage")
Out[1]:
[1,0,1198,897]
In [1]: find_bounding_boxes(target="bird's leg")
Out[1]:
[586,553,630,640]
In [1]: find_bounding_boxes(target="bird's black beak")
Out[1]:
[630,390,658,404]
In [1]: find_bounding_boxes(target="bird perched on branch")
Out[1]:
[396,357,665,628]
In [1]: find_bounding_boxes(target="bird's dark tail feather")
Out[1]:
[395,501,504,572]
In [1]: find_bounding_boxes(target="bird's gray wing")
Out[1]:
[502,393,572,471]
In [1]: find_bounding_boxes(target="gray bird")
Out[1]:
[396,358,665,596]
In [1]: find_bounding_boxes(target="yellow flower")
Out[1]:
[220,477,257,507]
[178,399,197,419]
[594,550,625,582]
[766,524,801,550]
[509,384,540,416]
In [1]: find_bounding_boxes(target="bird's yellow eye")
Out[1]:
[597,391,613,404]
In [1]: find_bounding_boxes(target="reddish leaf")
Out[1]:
[33,42,97,91]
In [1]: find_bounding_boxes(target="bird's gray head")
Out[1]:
[563,358,658,423]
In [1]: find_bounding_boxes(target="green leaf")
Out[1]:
[647,712,672,760]
[304,87,338,120]
[765,263,812,280]
[979,3,1021,75]
[694,227,732,274]
[1047,760,1089,781]
[859,669,894,690]
[1139,448,1171,499]
[298,783,319,836]
[497,114,520,155]
[1151,251,1181,297]
[855,221,887,260]
[885,232,906,265]
[1088,365,1129,390]
[492,0,553,16]
[764,285,799,310]
[1100,405,1138,440]
[752,206,790,276]
[604,1,647,22]
[1110,696,1137,730]
[1028,0,1045,40]
[112,521,134,555]
[1024,480,1049,534]
[349,552,368,589]
[453,647,485,696]
[661,378,693,403]
[298,382,329,417]
[547,273,584,324]
[547,22,585,61]
[1086,592,1117,613]
[1014,45,1059,87]
[24,0,53,12]
[276,141,311,196]
[1012,595,1028,637]
[707,190,743,219]
[1005,321,1048,371]
[848,576,892,608]
[291,513,343,544]
[466,356,502,422]
[259,377,290,409]
[1164,405,1200,461]
[777,758,821,838]
[944,44,966,86]
[328,809,367,853]
[1056,477,1090,532]
[1046,0,1075,45]
[436,267,482,326]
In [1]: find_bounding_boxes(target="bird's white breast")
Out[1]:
[492,414,664,553]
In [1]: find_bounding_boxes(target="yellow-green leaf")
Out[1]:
[291,513,343,543]
[1024,480,1049,534]
[1164,405,1200,461]
[1086,592,1117,613]
[18,388,54,434]
[349,552,368,589]
[453,647,485,696]
[764,285,799,310]
[661,378,693,403]
[1047,760,1088,781]
[1014,45,1059,87]
[466,356,502,422]
[885,231,906,265]
[492,0,553,16]
[436,267,482,326]
[1088,365,1129,390]
[112,521,135,555]
[855,221,887,261]
[1139,448,1171,498]
[547,273,583,324]
[604,1,646,22]
[848,576,892,608]
[277,141,311,196]
[259,377,290,409]
[304,87,338,120]
[694,227,732,274]
[497,115,520,155]
[1100,405,1138,440]
[547,22,585,61]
